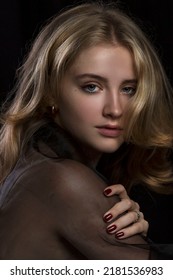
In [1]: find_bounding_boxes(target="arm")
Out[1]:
[0,158,152,259]
[47,159,151,259]
[103,185,149,239]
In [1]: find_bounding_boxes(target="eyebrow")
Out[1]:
[122,79,137,84]
[75,73,137,84]
[75,73,108,83]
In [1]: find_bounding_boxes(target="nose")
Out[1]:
[103,91,123,119]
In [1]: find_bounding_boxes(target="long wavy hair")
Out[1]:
[0,2,173,193]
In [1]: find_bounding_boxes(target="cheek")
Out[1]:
[60,97,100,123]
[58,99,89,125]
[121,96,131,112]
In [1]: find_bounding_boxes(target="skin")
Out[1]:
[55,44,148,238]
[103,185,147,238]
[0,44,149,259]
[56,44,137,166]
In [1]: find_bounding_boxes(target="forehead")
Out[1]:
[68,44,136,79]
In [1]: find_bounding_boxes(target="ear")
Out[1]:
[43,93,58,109]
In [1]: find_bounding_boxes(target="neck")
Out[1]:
[78,146,102,169]
[36,122,102,169]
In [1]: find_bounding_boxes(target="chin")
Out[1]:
[99,143,124,153]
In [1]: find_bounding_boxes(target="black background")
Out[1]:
[0,0,173,103]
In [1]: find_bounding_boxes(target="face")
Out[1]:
[56,44,136,163]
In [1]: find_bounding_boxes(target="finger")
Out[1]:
[131,201,140,211]
[103,184,129,199]
[103,198,136,222]
[103,184,140,211]
[115,220,149,239]
[106,210,144,234]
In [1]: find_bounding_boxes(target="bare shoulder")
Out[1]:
[44,159,121,223]
[48,158,108,192]
[22,157,119,215]
[4,156,120,236]
[13,157,110,203]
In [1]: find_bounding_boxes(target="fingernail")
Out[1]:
[103,188,112,196]
[103,213,113,222]
[106,225,117,233]
[115,232,124,239]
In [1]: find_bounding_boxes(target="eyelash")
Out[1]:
[82,84,100,94]
[81,84,136,95]
[121,86,136,96]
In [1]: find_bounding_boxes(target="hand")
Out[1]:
[103,184,149,239]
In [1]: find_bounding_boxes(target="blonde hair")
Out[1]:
[0,2,173,192]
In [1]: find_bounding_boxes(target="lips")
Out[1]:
[96,125,123,137]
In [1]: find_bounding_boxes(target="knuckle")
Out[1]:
[135,202,140,210]
[125,198,133,208]
[109,184,123,194]
[139,220,149,234]
[117,184,126,194]
[139,211,144,219]
[118,184,125,190]
[144,220,149,230]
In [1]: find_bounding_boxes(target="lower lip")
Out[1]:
[97,128,123,137]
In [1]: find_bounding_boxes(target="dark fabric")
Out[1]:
[0,124,152,260]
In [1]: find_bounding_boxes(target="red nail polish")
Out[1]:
[115,232,124,238]
[103,188,112,196]
[106,225,117,233]
[103,213,113,222]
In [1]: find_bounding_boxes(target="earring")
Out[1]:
[52,105,58,115]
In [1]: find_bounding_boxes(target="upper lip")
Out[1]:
[96,124,123,130]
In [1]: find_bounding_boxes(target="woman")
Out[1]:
[0,2,172,259]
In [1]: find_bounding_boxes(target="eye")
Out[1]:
[121,86,136,96]
[82,84,99,93]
